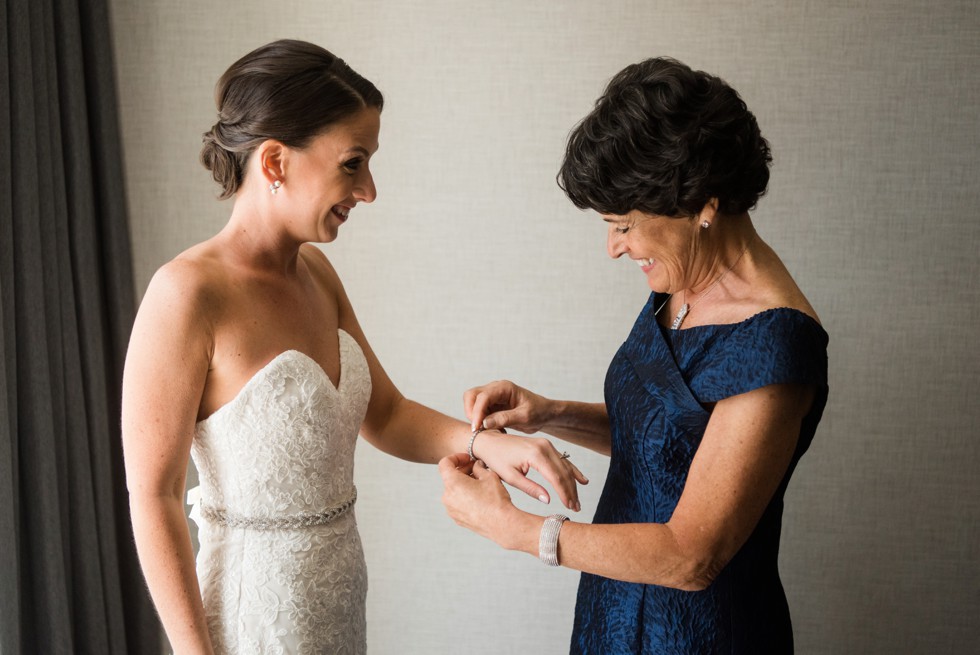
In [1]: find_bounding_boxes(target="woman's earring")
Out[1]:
[701,220,710,229]
[270,180,282,195]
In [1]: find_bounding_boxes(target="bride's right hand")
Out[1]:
[464,380,553,434]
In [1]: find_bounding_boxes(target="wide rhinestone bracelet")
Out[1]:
[539,513,569,567]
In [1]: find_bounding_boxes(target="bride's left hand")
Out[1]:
[471,429,588,511]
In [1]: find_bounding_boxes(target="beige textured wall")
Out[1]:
[109,1,980,652]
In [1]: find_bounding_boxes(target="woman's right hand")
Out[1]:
[464,380,554,433]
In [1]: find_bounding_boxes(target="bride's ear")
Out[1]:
[256,139,287,186]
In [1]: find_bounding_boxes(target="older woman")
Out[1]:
[440,57,828,653]
[122,40,585,655]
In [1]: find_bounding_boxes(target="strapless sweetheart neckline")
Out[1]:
[198,329,354,426]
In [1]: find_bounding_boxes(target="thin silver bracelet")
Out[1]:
[468,426,486,461]
[539,514,569,567]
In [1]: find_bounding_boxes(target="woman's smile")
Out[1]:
[636,258,656,273]
[331,204,351,223]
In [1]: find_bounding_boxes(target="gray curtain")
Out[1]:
[0,0,160,652]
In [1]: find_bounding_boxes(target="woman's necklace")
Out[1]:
[668,234,756,330]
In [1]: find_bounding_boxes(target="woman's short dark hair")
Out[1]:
[201,39,383,199]
[558,57,771,218]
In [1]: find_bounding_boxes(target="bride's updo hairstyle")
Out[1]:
[201,39,383,199]
[558,57,771,218]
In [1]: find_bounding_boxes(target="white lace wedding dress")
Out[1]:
[187,329,371,654]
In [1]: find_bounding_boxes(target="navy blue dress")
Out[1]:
[571,293,828,654]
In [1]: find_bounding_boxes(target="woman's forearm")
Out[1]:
[540,400,612,455]
[130,494,215,655]
[499,509,713,591]
[441,465,709,590]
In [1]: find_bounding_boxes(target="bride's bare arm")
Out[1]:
[122,261,215,655]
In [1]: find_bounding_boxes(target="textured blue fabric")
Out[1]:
[570,293,828,654]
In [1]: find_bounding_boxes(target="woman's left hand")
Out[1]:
[473,430,588,512]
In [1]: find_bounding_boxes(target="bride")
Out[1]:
[121,39,587,654]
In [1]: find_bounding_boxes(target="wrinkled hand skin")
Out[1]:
[464,380,552,434]
[438,453,525,549]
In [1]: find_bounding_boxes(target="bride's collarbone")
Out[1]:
[202,289,343,392]
[220,275,339,327]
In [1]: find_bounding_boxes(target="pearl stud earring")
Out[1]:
[270,180,282,195]
[701,220,710,229]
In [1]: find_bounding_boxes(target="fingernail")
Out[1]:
[538,494,548,503]
[482,419,492,429]
[575,501,582,512]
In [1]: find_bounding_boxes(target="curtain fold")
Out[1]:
[1,0,160,651]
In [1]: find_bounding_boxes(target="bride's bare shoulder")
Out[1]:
[127,246,228,375]
[140,240,231,321]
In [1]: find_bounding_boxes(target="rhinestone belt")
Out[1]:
[200,486,357,530]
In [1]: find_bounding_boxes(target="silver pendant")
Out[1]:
[670,303,690,330]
